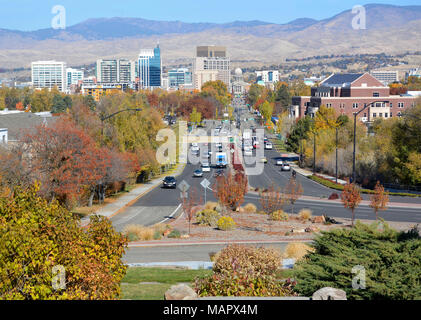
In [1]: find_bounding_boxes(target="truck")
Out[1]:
[215,152,227,168]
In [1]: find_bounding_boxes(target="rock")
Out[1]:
[291,228,306,233]
[312,287,347,300]
[180,234,190,239]
[312,216,326,224]
[305,226,319,233]
[164,284,198,300]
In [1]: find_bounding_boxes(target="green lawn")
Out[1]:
[120,267,212,300]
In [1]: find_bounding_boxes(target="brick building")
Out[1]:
[291,73,417,122]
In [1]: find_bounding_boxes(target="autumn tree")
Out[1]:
[0,184,128,300]
[214,170,248,213]
[370,181,389,221]
[259,184,285,215]
[341,182,362,227]
[284,176,303,214]
[182,187,201,235]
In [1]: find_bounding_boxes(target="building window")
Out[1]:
[352,103,359,109]
[373,92,380,97]
[326,103,332,108]
[398,103,404,108]
[363,113,367,118]
[390,103,393,108]
[373,113,377,118]
[397,112,402,117]
[390,112,393,117]
[385,113,388,118]
[379,113,383,117]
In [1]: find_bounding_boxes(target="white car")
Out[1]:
[265,142,273,150]
[281,162,291,171]
[201,163,211,172]
[276,159,284,166]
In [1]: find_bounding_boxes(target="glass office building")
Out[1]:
[138,45,162,89]
[168,68,192,88]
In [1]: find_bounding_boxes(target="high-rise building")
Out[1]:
[168,68,193,88]
[370,70,399,85]
[31,61,67,92]
[193,45,230,90]
[96,59,135,83]
[138,44,162,89]
[255,70,280,84]
[66,68,84,88]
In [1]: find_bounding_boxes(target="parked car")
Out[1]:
[163,176,177,189]
[193,169,203,177]
[260,157,268,164]
[214,170,225,178]
[276,159,284,166]
[201,163,211,172]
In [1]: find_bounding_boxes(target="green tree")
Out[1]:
[259,101,273,123]
[274,83,291,110]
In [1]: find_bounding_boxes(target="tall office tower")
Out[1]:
[370,70,399,85]
[193,45,231,91]
[66,68,84,88]
[31,61,67,92]
[168,68,193,88]
[138,44,162,89]
[96,59,135,83]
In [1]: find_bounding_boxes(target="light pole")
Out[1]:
[352,100,389,184]
[100,108,143,140]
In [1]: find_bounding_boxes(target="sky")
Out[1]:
[0,0,420,31]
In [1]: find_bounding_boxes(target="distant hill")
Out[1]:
[0,4,421,68]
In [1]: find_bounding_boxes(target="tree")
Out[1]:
[284,177,303,214]
[182,187,200,235]
[340,182,362,227]
[0,184,128,300]
[259,101,274,123]
[369,181,389,221]
[190,107,202,125]
[214,170,248,212]
[201,80,231,107]
[259,184,285,215]
[293,222,421,300]
[274,83,291,111]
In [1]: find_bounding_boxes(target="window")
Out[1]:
[385,113,388,118]
[398,103,404,108]
[397,112,402,117]
[353,103,359,109]
[326,103,332,108]
[373,92,380,97]
[373,113,377,118]
[363,113,367,118]
[390,112,393,117]
[379,113,383,117]
[390,103,393,108]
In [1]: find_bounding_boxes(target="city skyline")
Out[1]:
[1,0,420,31]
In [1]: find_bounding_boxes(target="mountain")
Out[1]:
[0,4,420,68]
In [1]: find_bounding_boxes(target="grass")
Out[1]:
[309,174,421,198]
[120,267,213,300]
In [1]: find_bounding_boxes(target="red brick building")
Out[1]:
[291,73,417,122]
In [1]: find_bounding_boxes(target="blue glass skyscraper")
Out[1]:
[138,44,162,89]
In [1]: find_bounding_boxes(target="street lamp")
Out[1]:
[351,100,389,184]
[100,108,143,138]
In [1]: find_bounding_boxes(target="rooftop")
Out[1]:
[320,73,364,88]
[0,112,56,141]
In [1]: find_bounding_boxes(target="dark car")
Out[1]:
[163,176,177,189]
[193,169,203,177]
[214,170,225,178]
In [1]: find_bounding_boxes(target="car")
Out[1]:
[193,169,203,177]
[201,163,211,172]
[214,170,225,178]
[276,159,284,166]
[281,162,291,171]
[162,176,177,189]
[265,142,273,150]
[260,157,268,164]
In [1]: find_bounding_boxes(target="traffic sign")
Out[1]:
[178,180,190,198]
[200,178,211,190]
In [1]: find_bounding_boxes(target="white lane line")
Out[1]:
[113,207,147,226]
[156,204,182,225]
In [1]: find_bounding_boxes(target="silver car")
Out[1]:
[281,162,291,171]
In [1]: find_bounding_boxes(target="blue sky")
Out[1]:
[1,0,420,31]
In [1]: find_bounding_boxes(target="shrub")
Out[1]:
[123,224,155,241]
[167,229,181,239]
[204,201,218,211]
[153,230,162,240]
[293,221,421,300]
[328,193,339,200]
[243,203,257,213]
[212,244,282,275]
[257,210,267,215]
[298,209,312,221]
[217,216,236,231]
[196,209,221,228]
[194,244,296,297]
[270,210,289,221]
[283,243,314,261]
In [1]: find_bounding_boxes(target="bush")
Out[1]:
[328,193,339,200]
[270,210,289,221]
[217,216,236,231]
[123,225,155,241]
[243,203,257,213]
[153,230,162,240]
[298,209,312,221]
[283,243,314,261]
[196,209,221,227]
[293,222,421,300]
[194,244,296,297]
[167,229,181,239]
[204,201,218,211]
[212,244,282,275]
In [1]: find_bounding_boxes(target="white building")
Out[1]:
[96,59,136,83]
[255,70,279,84]
[370,70,399,85]
[193,46,230,91]
[66,68,84,89]
[31,61,67,92]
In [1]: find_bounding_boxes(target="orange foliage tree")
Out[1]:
[369,181,389,221]
[341,183,362,227]
[259,184,285,214]
[284,176,303,214]
[214,170,248,213]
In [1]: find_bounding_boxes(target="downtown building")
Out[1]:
[370,70,399,85]
[138,44,162,90]
[31,61,67,93]
[95,59,136,83]
[290,73,417,123]
[193,46,231,91]
[168,68,193,89]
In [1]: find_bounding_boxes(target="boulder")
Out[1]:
[164,284,198,300]
[291,228,306,234]
[305,226,319,233]
[312,287,347,300]
[312,216,326,224]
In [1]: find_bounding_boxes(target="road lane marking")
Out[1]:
[156,204,182,225]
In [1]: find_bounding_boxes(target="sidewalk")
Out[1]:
[291,164,348,185]
[81,163,186,225]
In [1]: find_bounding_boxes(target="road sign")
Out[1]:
[178,180,190,198]
[200,178,211,204]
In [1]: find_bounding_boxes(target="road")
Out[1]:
[111,105,421,234]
